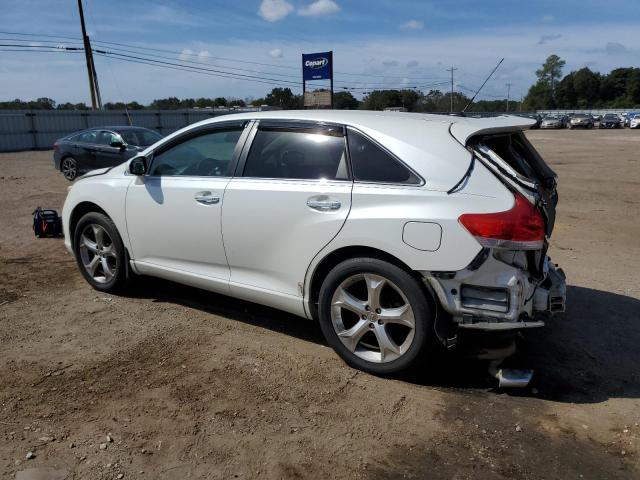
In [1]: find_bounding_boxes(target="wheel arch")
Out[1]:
[68,201,109,250]
[306,245,435,320]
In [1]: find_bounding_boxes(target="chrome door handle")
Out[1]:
[306,199,341,211]
[194,191,220,205]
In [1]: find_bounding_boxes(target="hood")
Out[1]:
[449,115,536,145]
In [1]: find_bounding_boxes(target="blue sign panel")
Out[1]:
[302,51,333,81]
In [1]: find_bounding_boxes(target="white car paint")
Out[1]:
[62,110,559,326]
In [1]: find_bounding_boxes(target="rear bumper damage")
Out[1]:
[424,249,566,331]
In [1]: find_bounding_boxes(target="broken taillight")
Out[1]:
[458,192,545,250]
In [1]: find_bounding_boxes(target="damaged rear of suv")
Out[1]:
[423,124,566,384]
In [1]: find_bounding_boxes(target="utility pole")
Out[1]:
[446,66,458,113]
[77,0,101,109]
[505,82,512,112]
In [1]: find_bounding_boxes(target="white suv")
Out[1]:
[62,111,566,375]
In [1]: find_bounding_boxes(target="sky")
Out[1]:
[0,0,639,105]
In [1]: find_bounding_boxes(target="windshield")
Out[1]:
[116,128,162,147]
[603,114,617,119]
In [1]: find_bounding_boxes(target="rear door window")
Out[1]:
[243,125,348,180]
[77,130,98,144]
[347,128,420,184]
[96,131,121,146]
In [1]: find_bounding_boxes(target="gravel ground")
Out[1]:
[1,129,639,479]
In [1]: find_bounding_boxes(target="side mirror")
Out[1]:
[129,156,147,175]
[110,140,126,152]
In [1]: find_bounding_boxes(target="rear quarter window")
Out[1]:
[347,128,420,185]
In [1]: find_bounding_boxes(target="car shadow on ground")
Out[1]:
[125,280,640,404]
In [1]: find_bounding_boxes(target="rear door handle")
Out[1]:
[306,199,341,211]
[195,191,220,205]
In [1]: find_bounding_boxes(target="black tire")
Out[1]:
[61,156,78,181]
[318,257,434,375]
[73,212,129,293]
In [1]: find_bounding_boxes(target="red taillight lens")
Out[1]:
[53,142,59,151]
[458,192,545,250]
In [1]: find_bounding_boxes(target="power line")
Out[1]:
[0,30,451,82]
[0,43,451,93]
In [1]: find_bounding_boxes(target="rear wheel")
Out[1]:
[318,257,434,375]
[73,212,129,292]
[61,156,78,181]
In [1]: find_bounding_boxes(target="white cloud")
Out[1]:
[143,5,201,27]
[542,14,555,22]
[197,51,211,60]
[178,49,195,61]
[401,19,424,30]
[298,0,341,17]
[258,0,294,22]
[268,48,283,58]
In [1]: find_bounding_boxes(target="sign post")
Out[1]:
[302,51,334,108]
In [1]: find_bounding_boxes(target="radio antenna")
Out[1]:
[462,58,504,113]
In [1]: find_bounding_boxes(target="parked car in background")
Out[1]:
[619,113,630,128]
[568,113,594,129]
[518,113,542,129]
[53,126,163,180]
[540,116,564,129]
[592,114,602,123]
[599,113,622,129]
[61,111,565,378]
[630,113,640,129]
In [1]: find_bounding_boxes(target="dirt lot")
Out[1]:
[1,129,639,479]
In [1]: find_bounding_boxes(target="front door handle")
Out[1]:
[306,198,341,211]
[195,191,220,205]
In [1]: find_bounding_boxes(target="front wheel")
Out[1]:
[318,258,434,375]
[73,212,129,292]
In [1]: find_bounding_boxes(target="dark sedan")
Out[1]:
[599,114,622,129]
[53,126,163,180]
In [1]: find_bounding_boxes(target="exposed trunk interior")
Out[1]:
[469,131,558,237]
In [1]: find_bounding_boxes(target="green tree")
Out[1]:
[536,54,565,93]
[363,89,421,111]
[555,72,576,108]
[264,88,301,109]
[524,54,566,109]
[227,98,246,107]
[213,97,228,107]
[572,68,601,107]
[333,91,359,109]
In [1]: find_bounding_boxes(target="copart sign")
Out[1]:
[302,51,333,81]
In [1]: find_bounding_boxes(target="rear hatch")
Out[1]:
[450,116,558,238]
[471,132,558,237]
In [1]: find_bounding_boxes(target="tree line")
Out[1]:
[0,89,517,112]
[2,55,639,112]
[522,55,640,110]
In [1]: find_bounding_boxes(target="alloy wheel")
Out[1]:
[330,273,416,363]
[61,157,77,180]
[78,224,117,283]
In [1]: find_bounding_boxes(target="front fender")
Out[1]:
[62,173,133,255]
